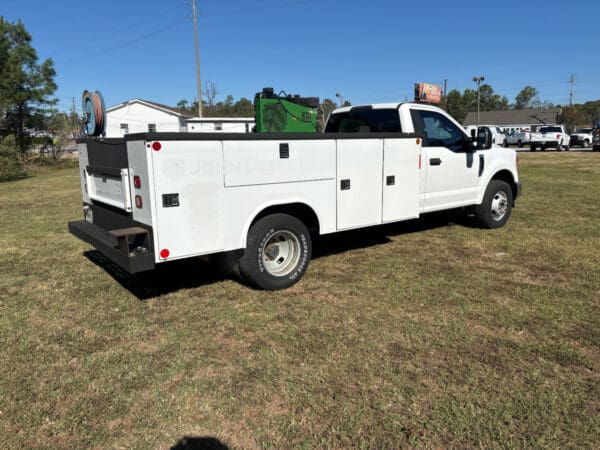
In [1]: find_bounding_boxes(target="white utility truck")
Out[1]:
[69,102,522,290]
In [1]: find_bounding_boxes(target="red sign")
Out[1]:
[415,83,442,104]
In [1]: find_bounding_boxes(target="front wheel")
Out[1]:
[475,180,513,229]
[239,213,312,290]
[583,139,590,148]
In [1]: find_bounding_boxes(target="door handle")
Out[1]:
[430,158,442,166]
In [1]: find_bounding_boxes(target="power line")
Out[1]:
[61,19,185,66]
[199,0,319,17]
[46,6,184,57]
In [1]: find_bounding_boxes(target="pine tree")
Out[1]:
[0,17,57,159]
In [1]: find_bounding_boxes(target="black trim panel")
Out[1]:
[69,220,155,273]
[515,181,523,201]
[86,165,122,177]
[84,139,128,169]
[478,154,485,177]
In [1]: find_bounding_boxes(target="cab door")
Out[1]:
[411,108,479,212]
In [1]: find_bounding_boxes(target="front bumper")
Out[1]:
[570,137,588,145]
[69,220,155,273]
[532,140,559,147]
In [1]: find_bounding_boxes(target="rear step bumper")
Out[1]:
[68,220,155,273]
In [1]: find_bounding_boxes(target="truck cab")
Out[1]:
[326,103,520,213]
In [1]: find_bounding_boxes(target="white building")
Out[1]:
[186,117,254,133]
[106,99,192,137]
[106,99,255,137]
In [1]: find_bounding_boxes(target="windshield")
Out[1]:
[577,128,592,133]
[325,108,401,133]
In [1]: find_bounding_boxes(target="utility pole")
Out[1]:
[71,97,77,134]
[191,0,203,117]
[569,74,575,106]
[473,76,485,127]
[443,79,447,110]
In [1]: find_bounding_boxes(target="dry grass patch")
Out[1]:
[0,153,599,448]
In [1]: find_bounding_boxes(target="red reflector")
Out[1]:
[135,195,142,209]
[152,141,162,151]
[133,175,141,189]
[160,249,170,259]
[557,134,560,139]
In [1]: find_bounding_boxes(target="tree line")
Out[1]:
[174,81,350,121]
[445,85,556,123]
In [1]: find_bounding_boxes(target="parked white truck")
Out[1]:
[529,125,570,151]
[465,125,508,147]
[505,129,532,148]
[69,103,522,290]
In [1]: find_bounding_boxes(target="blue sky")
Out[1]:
[2,0,599,113]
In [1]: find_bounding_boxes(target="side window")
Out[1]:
[416,110,465,151]
[325,109,401,133]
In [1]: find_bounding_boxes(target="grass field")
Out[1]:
[0,154,598,449]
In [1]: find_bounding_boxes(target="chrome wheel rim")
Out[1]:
[261,230,301,276]
[491,191,509,221]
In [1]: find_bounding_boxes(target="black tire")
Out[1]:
[583,139,590,148]
[239,213,311,290]
[518,140,523,148]
[503,140,508,148]
[530,144,536,152]
[475,180,513,229]
[565,144,570,151]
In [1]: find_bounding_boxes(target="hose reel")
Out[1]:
[81,90,107,137]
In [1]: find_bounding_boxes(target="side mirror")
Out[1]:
[477,127,493,149]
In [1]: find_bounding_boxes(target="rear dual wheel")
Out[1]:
[239,214,312,290]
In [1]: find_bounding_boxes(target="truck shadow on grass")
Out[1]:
[84,251,229,300]
[170,436,229,450]
[312,210,469,259]
[84,211,472,300]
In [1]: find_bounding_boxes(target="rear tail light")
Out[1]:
[135,195,143,209]
[133,175,141,189]
[557,134,561,139]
